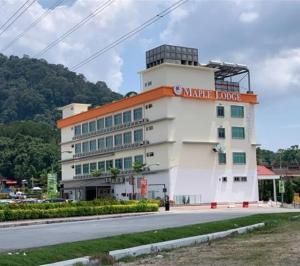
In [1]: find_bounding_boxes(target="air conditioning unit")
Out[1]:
[212,143,226,153]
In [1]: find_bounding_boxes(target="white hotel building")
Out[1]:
[58,45,259,204]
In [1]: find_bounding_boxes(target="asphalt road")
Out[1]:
[0,208,298,252]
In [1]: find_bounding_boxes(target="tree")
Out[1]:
[109,167,120,180]
[284,180,294,204]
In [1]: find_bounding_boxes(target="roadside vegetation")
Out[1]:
[0,212,298,266]
[0,199,159,221]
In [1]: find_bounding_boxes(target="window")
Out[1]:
[145,103,153,109]
[146,152,154,157]
[241,176,247,182]
[146,125,153,131]
[98,138,105,150]
[134,129,143,143]
[75,165,82,175]
[133,107,143,121]
[123,132,132,144]
[124,157,132,169]
[222,177,227,182]
[82,141,89,153]
[82,123,89,134]
[234,176,247,182]
[89,121,96,132]
[97,118,104,130]
[231,105,244,118]
[82,163,89,174]
[114,113,122,126]
[233,152,246,164]
[74,125,81,136]
[123,110,132,124]
[217,106,224,117]
[232,127,245,139]
[106,136,113,148]
[115,158,123,170]
[106,160,113,171]
[134,155,143,164]
[218,127,225,139]
[90,162,97,173]
[114,134,122,146]
[218,153,226,164]
[89,139,97,151]
[98,161,105,171]
[75,143,81,154]
[234,176,241,182]
[105,116,113,128]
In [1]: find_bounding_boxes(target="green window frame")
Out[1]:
[134,129,143,142]
[114,134,123,146]
[74,125,81,136]
[82,123,89,134]
[89,139,97,151]
[82,141,89,153]
[82,163,89,174]
[97,118,104,130]
[98,161,105,171]
[231,105,244,118]
[98,138,105,150]
[123,132,132,144]
[123,110,132,124]
[134,155,143,164]
[233,152,246,164]
[75,165,82,175]
[115,158,123,170]
[75,143,81,154]
[105,116,113,128]
[90,162,97,173]
[105,136,113,148]
[232,127,245,139]
[89,121,96,132]
[133,107,143,121]
[218,153,226,164]
[114,113,122,126]
[124,157,132,169]
[106,160,113,171]
[218,127,225,139]
[216,106,224,117]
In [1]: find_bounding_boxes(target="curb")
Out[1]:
[0,212,156,228]
[109,222,265,260]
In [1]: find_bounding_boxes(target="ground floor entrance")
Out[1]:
[86,186,112,201]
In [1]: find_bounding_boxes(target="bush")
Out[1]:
[0,204,159,221]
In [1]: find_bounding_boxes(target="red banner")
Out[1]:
[140,177,148,197]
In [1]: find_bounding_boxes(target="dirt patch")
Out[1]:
[116,220,300,266]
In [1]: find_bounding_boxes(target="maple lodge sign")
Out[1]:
[173,85,241,102]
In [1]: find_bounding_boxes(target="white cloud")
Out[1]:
[239,11,259,23]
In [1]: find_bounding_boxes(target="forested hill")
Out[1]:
[0,54,122,124]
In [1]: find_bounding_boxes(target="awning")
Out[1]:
[257,166,280,180]
[5,180,17,185]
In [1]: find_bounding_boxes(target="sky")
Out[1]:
[0,0,299,151]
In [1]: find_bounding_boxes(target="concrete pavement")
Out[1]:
[0,207,298,252]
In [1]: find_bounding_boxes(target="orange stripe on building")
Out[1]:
[57,86,258,128]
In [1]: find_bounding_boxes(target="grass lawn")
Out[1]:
[0,212,299,266]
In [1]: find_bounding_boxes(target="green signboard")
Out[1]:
[47,173,58,197]
[279,180,285,194]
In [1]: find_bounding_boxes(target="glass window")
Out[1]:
[115,158,123,170]
[217,106,224,117]
[124,157,132,169]
[74,125,81,136]
[105,116,113,128]
[123,110,132,124]
[218,153,226,164]
[218,128,225,139]
[90,162,97,172]
[75,143,81,154]
[114,134,122,146]
[231,105,244,118]
[82,163,89,174]
[82,141,89,153]
[233,152,246,164]
[97,118,104,130]
[114,113,122,125]
[106,136,113,148]
[133,107,143,121]
[123,132,132,144]
[134,129,143,142]
[134,155,143,164]
[89,121,96,132]
[75,165,82,175]
[82,123,89,134]
[98,161,105,171]
[232,127,245,139]
[98,138,105,150]
[89,139,97,151]
[106,160,113,171]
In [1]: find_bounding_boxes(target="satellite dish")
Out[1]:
[213,143,226,153]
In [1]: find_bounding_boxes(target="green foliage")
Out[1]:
[91,169,102,177]
[284,180,294,204]
[132,161,144,173]
[109,167,120,179]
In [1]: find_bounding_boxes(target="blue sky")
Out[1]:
[1,0,300,151]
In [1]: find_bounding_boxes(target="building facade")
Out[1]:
[58,45,259,204]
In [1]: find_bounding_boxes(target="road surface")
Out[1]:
[0,207,298,252]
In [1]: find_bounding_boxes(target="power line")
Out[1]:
[0,0,32,31]
[1,0,66,52]
[0,0,38,38]
[35,0,116,58]
[71,0,189,71]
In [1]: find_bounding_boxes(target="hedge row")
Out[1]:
[0,203,159,221]
[0,199,160,210]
